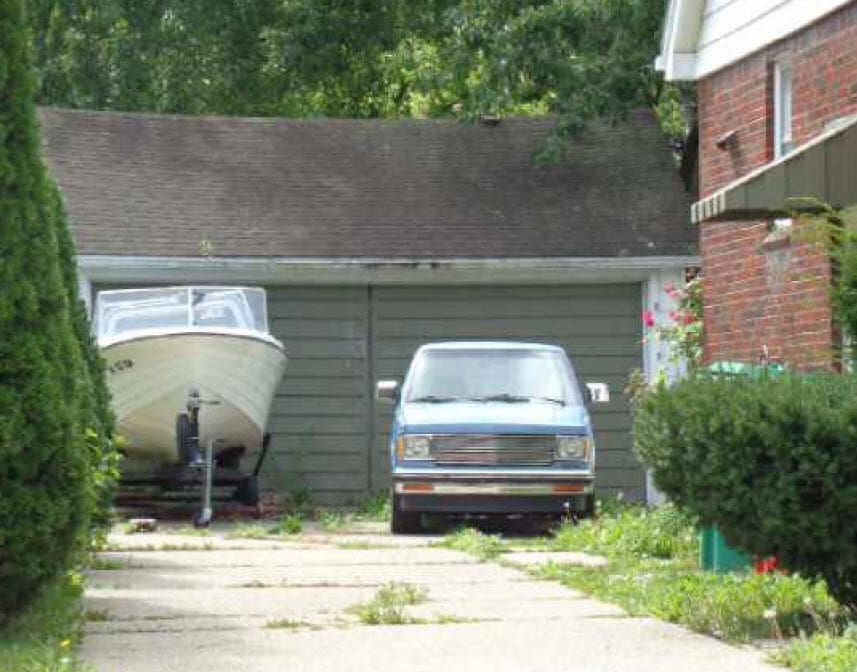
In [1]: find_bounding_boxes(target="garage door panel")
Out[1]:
[276,377,366,397]
[375,285,640,301]
[269,435,366,454]
[270,397,368,417]
[268,416,365,435]
[284,359,366,378]
[374,298,638,319]
[375,316,641,338]
[268,300,367,320]
[266,285,370,505]
[377,337,640,359]
[271,319,367,339]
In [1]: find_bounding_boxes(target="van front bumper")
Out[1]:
[392,470,595,515]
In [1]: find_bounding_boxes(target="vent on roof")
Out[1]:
[478,115,502,126]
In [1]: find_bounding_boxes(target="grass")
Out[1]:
[348,582,428,625]
[440,500,851,657]
[774,630,857,671]
[316,509,349,532]
[0,572,93,672]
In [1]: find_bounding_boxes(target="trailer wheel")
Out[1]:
[176,413,193,463]
[391,493,421,535]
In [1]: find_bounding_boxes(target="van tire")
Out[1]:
[391,493,421,534]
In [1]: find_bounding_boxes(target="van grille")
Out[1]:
[430,435,555,466]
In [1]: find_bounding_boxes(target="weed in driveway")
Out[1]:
[265,618,321,631]
[276,513,303,535]
[84,610,110,623]
[316,509,349,532]
[348,582,428,625]
[355,491,391,522]
[89,557,126,570]
[229,523,271,540]
[171,526,212,537]
[440,528,505,561]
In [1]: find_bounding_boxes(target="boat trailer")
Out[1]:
[118,388,272,527]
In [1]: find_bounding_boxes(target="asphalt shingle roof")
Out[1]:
[39,107,696,258]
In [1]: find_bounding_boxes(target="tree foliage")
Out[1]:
[0,0,116,621]
[28,0,691,148]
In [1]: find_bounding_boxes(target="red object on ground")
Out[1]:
[754,557,780,575]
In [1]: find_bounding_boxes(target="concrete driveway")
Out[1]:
[82,524,778,672]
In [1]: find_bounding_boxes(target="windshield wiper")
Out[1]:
[473,393,530,403]
[409,395,460,403]
[474,393,566,406]
[530,396,566,406]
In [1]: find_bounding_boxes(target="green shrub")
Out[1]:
[0,0,116,622]
[635,373,857,611]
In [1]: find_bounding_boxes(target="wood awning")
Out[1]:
[692,115,857,224]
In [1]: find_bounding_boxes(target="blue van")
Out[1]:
[376,341,610,533]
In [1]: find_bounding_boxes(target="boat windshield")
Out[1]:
[95,287,270,340]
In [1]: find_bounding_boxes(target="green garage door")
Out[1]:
[266,284,643,505]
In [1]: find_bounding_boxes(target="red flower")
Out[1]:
[683,313,697,326]
[642,310,656,328]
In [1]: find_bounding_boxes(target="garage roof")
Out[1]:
[40,107,695,259]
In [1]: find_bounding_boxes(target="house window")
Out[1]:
[774,63,794,159]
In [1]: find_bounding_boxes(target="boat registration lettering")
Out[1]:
[108,359,134,375]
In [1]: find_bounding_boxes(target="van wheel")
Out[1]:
[391,493,421,534]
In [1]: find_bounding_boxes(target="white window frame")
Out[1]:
[774,63,794,159]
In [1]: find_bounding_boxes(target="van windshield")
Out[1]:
[405,348,582,406]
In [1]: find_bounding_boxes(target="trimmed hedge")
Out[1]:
[0,0,116,622]
[635,373,857,611]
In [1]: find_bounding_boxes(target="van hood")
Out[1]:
[400,401,590,435]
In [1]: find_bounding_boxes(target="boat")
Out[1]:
[95,286,287,470]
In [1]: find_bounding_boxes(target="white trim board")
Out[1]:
[78,255,700,286]
[658,0,851,81]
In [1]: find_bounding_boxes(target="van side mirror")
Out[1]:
[585,382,610,404]
[376,380,400,402]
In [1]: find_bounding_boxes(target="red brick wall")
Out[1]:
[697,4,857,369]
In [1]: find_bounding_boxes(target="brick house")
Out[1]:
[658,0,857,369]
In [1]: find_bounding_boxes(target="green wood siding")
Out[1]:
[266,283,643,503]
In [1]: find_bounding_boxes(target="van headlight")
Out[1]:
[397,435,432,460]
[556,436,591,461]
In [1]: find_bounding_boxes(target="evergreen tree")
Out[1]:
[0,0,115,621]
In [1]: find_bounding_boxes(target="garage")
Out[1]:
[43,107,697,504]
[265,284,643,503]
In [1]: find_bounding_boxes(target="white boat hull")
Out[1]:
[102,330,287,464]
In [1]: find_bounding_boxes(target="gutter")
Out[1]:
[78,255,700,285]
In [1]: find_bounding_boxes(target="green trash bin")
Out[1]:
[699,527,750,573]
[696,361,784,573]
